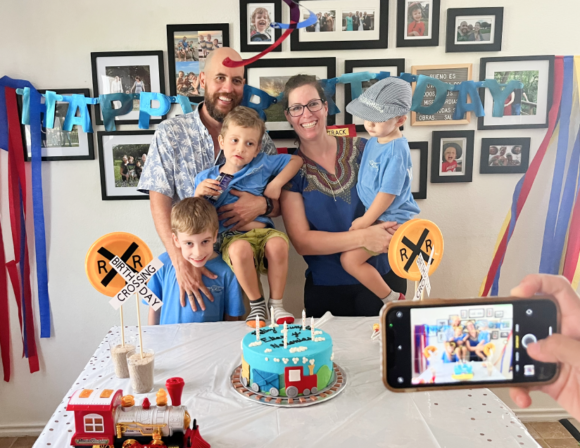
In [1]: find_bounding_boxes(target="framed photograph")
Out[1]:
[480,138,531,174]
[500,331,509,338]
[446,7,503,53]
[97,131,153,201]
[478,56,554,130]
[91,51,165,126]
[397,0,440,47]
[167,24,230,102]
[409,141,428,200]
[244,57,336,139]
[411,63,472,126]
[344,59,405,133]
[431,130,474,183]
[491,331,499,340]
[290,1,387,51]
[18,89,94,161]
[240,1,282,53]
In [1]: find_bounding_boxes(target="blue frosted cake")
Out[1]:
[241,324,334,397]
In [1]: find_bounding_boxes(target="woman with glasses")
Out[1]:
[279,74,406,318]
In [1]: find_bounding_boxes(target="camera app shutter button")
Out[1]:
[522,334,537,348]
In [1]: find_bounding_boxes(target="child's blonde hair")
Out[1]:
[171,197,218,236]
[220,106,265,142]
[251,7,271,25]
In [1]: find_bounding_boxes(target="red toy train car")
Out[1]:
[66,377,209,448]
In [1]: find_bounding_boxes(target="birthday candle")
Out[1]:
[256,315,260,340]
[302,309,306,330]
[310,317,314,340]
[270,306,275,327]
[283,322,288,349]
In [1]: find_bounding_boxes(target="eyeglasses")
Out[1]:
[286,99,326,117]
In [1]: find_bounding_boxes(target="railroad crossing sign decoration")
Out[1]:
[85,232,164,310]
[388,219,444,281]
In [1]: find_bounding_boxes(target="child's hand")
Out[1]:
[195,179,222,198]
[349,217,370,231]
[264,183,281,200]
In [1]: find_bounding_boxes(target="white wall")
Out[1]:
[1,0,578,434]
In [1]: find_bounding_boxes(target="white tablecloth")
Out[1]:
[34,313,539,447]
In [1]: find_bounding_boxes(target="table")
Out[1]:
[417,361,507,383]
[35,313,539,447]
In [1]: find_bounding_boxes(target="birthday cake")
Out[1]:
[241,324,334,398]
[452,363,474,381]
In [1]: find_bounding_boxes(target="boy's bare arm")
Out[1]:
[350,192,396,230]
[148,306,160,325]
[264,155,303,200]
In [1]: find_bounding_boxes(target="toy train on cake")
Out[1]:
[66,377,209,448]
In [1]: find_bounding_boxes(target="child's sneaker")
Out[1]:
[269,298,294,324]
[246,297,267,328]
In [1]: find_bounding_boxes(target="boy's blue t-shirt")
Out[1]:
[357,136,420,224]
[147,252,245,324]
[442,351,460,363]
[194,152,291,233]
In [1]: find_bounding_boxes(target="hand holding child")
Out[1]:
[195,179,222,198]
[349,217,372,231]
[264,182,282,200]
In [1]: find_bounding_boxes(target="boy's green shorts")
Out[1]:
[221,228,289,274]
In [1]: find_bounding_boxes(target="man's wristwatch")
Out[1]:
[264,197,274,216]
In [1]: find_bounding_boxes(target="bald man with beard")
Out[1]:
[138,47,277,312]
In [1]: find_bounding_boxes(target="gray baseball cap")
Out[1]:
[346,77,412,122]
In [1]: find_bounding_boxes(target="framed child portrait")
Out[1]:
[244,57,336,139]
[478,55,554,130]
[480,138,530,174]
[446,7,503,53]
[396,0,440,48]
[91,51,165,126]
[97,131,153,201]
[344,58,405,133]
[240,0,282,53]
[167,23,230,102]
[290,0,388,51]
[431,130,474,183]
[18,88,95,161]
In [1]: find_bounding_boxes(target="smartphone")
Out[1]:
[381,296,560,392]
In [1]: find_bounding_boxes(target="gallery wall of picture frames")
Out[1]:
[21,0,548,204]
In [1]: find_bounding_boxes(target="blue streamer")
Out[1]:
[273,3,318,29]
[28,88,51,338]
[138,92,171,129]
[539,56,574,275]
[19,192,27,356]
[243,84,277,121]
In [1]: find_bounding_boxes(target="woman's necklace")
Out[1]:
[315,168,343,202]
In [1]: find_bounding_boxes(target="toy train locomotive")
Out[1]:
[66,377,209,448]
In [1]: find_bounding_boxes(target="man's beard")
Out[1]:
[204,91,241,122]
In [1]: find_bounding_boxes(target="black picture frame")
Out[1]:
[480,138,530,174]
[167,23,230,102]
[396,0,440,48]
[344,59,405,133]
[446,7,503,53]
[91,51,165,126]
[240,0,282,53]
[244,57,336,139]
[478,55,555,130]
[97,131,153,201]
[409,141,428,199]
[431,130,474,183]
[18,88,95,162]
[290,1,388,51]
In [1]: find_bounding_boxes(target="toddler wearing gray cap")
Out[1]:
[341,77,420,305]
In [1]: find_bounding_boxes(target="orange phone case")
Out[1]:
[380,296,561,393]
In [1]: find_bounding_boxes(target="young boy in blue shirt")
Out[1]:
[342,77,420,305]
[147,197,245,325]
[194,106,303,328]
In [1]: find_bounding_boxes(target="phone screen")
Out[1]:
[384,297,558,389]
[410,304,514,385]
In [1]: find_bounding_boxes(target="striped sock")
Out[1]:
[246,297,267,328]
[270,298,294,324]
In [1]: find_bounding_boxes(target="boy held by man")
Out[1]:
[342,77,420,306]
[195,106,303,328]
[147,197,245,325]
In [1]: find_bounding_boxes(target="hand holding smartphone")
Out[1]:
[381,295,560,392]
